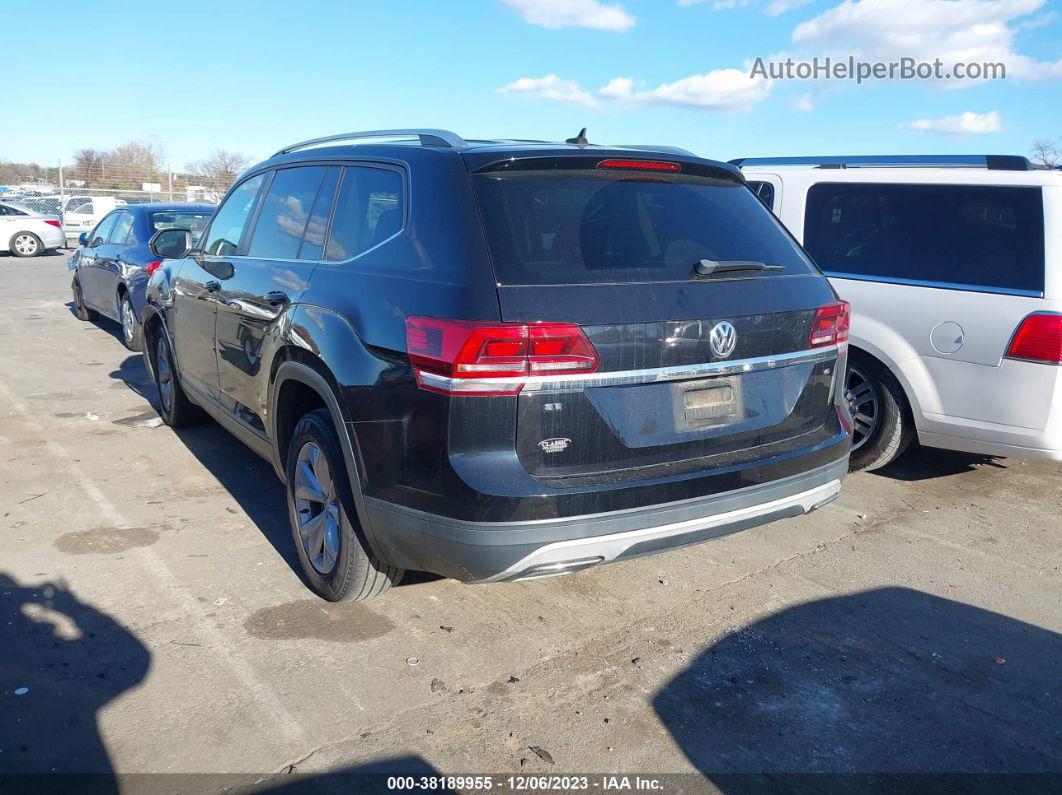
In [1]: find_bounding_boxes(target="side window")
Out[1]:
[297,167,340,261]
[200,173,267,257]
[247,166,327,260]
[746,181,775,210]
[110,211,135,244]
[324,166,405,261]
[0,205,9,216]
[90,213,119,245]
[803,183,1045,294]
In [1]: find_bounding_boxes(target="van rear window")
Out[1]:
[803,183,1045,295]
[472,170,816,286]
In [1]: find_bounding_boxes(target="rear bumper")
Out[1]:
[363,457,847,582]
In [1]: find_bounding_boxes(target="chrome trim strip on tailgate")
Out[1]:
[418,345,839,394]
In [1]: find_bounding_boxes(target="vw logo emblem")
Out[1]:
[709,321,737,358]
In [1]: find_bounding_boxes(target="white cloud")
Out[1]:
[764,0,812,14]
[499,0,635,31]
[903,110,1003,135]
[498,74,597,106]
[792,0,1062,81]
[677,0,808,13]
[599,69,773,111]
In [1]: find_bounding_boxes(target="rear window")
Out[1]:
[472,170,816,286]
[151,211,213,244]
[803,183,1045,295]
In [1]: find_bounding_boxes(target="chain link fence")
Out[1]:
[3,163,235,244]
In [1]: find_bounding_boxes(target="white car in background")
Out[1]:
[60,196,123,240]
[735,155,1061,470]
[0,201,65,257]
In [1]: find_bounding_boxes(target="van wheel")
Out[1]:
[119,293,143,351]
[10,232,42,257]
[845,352,914,471]
[72,277,98,321]
[151,331,204,427]
[286,408,403,601]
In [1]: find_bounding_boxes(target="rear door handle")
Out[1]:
[265,290,290,305]
[205,280,221,292]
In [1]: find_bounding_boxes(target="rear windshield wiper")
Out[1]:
[692,259,785,278]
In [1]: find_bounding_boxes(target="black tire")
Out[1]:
[285,408,403,601]
[118,291,143,352]
[10,232,42,258]
[71,277,98,321]
[846,351,915,471]
[150,330,205,427]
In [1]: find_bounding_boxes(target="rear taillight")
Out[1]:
[144,260,163,276]
[1006,313,1062,364]
[44,219,61,228]
[597,159,681,173]
[405,316,599,396]
[809,301,850,349]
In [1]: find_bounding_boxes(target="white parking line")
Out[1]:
[0,378,307,746]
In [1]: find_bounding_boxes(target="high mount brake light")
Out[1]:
[809,301,850,349]
[1006,313,1062,364]
[405,317,600,396]
[597,159,682,173]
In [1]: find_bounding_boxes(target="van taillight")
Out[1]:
[1006,313,1062,364]
[405,317,599,396]
[809,301,850,349]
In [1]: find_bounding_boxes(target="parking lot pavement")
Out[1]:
[1,253,1060,788]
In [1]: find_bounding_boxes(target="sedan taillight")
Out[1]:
[406,316,599,396]
[44,219,61,228]
[144,260,164,276]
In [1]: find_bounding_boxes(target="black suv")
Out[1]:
[142,129,851,601]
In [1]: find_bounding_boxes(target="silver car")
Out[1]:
[0,200,65,257]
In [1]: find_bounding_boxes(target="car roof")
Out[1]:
[123,203,215,215]
[249,129,743,182]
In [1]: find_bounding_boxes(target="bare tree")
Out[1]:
[1030,138,1060,168]
[186,150,249,191]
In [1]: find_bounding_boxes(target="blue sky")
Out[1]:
[4,0,1061,170]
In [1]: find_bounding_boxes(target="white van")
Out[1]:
[61,196,122,240]
[735,155,1061,470]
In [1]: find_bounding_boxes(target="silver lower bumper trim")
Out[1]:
[487,478,842,582]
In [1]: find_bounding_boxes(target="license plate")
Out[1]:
[674,377,741,428]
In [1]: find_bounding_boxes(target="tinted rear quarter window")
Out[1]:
[324,166,404,261]
[803,183,1045,294]
[471,170,814,285]
[746,180,775,210]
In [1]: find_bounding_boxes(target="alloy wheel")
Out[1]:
[293,441,340,575]
[156,337,174,413]
[845,364,880,452]
[13,234,38,256]
[121,297,136,345]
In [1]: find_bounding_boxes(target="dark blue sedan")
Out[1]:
[70,203,214,350]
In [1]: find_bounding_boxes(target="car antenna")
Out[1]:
[565,127,589,146]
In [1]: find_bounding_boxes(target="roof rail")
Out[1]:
[729,155,1032,172]
[274,129,467,156]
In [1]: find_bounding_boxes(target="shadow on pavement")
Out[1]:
[254,755,453,794]
[874,445,1006,482]
[654,587,1062,791]
[107,355,442,591]
[0,573,150,788]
